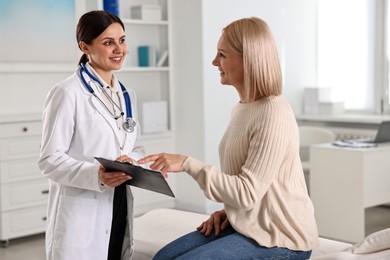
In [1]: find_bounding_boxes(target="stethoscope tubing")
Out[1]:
[79,63,135,132]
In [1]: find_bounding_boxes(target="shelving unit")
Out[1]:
[116,0,175,215]
[0,0,174,143]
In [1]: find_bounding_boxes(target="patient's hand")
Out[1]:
[138,153,187,177]
[197,210,229,237]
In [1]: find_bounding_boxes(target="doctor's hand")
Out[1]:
[137,153,188,178]
[197,210,230,237]
[98,155,134,188]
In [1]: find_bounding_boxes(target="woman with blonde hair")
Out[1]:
[139,17,318,259]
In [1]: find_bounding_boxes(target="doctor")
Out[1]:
[38,10,144,260]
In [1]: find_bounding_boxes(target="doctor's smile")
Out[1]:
[111,56,123,62]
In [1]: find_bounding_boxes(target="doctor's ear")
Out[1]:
[79,41,90,55]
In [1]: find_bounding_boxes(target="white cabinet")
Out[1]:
[310,143,390,243]
[0,114,48,246]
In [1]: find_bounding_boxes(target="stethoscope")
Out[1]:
[79,63,136,133]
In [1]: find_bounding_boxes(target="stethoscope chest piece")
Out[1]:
[123,118,136,133]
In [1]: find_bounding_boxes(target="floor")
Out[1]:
[0,233,45,260]
[1,206,390,259]
[365,205,390,235]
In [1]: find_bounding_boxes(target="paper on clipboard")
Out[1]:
[95,157,175,197]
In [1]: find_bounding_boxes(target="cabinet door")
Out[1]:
[0,205,47,240]
[0,121,42,139]
[1,179,49,210]
[0,158,42,183]
[0,136,41,160]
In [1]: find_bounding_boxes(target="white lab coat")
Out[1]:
[38,67,144,260]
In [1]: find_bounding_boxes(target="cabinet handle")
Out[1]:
[42,217,47,221]
[41,190,49,194]
[22,127,28,132]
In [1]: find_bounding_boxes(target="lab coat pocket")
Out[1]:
[53,195,98,248]
[78,113,107,131]
[77,113,113,142]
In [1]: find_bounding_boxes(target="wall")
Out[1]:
[0,0,318,214]
[171,0,317,213]
[0,0,99,116]
[169,0,207,212]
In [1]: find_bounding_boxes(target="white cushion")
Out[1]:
[133,208,354,259]
[352,227,390,254]
[310,237,351,257]
[133,208,208,259]
[310,248,390,259]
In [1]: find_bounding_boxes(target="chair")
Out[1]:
[299,126,335,192]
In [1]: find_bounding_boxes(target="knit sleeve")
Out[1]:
[183,99,297,210]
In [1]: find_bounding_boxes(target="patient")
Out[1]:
[138,16,319,259]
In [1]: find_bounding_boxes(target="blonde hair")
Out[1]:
[222,17,282,101]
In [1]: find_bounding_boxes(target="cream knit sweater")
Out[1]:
[183,95,319,251]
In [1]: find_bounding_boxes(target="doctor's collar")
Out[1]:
[85,63,120,92]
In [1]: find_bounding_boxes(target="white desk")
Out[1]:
[310,143,390,243]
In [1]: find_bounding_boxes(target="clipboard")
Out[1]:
[95,157,175,197]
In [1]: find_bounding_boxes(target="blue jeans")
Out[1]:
[153,226,312,260]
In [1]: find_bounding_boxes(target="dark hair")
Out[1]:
[76,10,125,65]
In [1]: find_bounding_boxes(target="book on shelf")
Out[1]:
[103,0,119,16]
[138,45,157,67]
[157,50,169,67]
